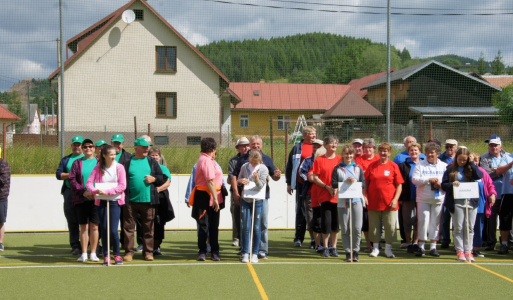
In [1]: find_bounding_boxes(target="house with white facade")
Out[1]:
[49,0,236,146]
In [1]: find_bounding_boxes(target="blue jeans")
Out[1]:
[473,212,485,248]
[440,203,452,244]
[259,199,269,255]
[241,200,263,255]
[98,201,122,257]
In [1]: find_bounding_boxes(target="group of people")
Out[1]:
[54,128,513,264]
[56,134,173,265]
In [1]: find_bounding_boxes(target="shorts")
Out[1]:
[499,194,513,231]
[76,201,100,225]
[320,201,339,234]
[0,201,7,223]
[311,206,322,233]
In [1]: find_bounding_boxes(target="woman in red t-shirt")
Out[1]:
[364,142,404,258]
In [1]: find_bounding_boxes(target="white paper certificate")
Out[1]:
[338,181,363,199]
[453,182,479,199]
[243,181,266,200]
[95,182,119,201]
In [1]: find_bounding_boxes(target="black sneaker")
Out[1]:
[71,247,81,255]
[322,248,330,257]
[310,240,315,249]
[315,245,324,254]
[345,252,351,262]
[498,244,509,255]
[412,244,420,252]
[472,250,484,258]
[415,248,425,257]
[0,243,4,251]
[406,244,414,253]
[353,251,359,262]
[429,249,440,257]
[153,248,162,256]
[330,248,340,257]
[484,244,495,251]
[441,242,450,249]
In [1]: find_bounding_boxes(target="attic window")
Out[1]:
[134,9,144,20]
[253,91,260,96]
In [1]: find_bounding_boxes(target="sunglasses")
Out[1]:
[82,145,94,149]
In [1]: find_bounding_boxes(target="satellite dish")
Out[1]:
[121,10,136,24]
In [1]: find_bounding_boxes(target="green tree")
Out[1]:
[477,52,487,74]
[492,50,506,75]
[493,84,513,124]
[5,91,27,131]
[442,58,462,66]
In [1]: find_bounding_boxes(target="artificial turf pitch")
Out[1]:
[1,230,513,299]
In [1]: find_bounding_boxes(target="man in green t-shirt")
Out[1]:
[122,137,166,262]
[55,135,84,255]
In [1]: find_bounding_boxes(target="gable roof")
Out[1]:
[482,75,513,88]
[0,104,22,121]
[363,60,500,91]
[348,70,391,97]
[228,82,352,111]
[322,90,383,118]
[49,0,229,84]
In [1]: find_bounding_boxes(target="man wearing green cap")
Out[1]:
[94,140,108,158]
[111,134,132,165]
[122,137,167,262]
[56,135,85,255]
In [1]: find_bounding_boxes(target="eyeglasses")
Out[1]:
[82,145,94,149]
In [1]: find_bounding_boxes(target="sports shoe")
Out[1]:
[385,248,395,258]
[102,257,111,266]
[441,242,450,249]
[153,248,162,256]
[484,244,495,251]
[415,248,425,257]
[412,244,420,253]
[294,240,302,247]
[251,254,258,263]
[457,251,466,262]
[145,254,154,261]
[89,253,100,262]
[429,249,440,257]
[315,245,324,254]
[241,253,249,263]
[257,252,268,260]
[329,248,340,257]
[135,244,143,252]
[113,255,123,265]
[232,239,239,247]
[498,244,509,255]
[211,252,221,261]
[472,250,484,258]
[71,247,81,255]
[310,240,315,249]
[197,253,206,261]
[345,252,351,262]
[0,243,4,251]
[123,254,133,262]
[369,248,379,257]
[363,246,372,253]
[77,253,88,262]
[400,243,408,249]
[322,248,330,258]
[353,251,359,262]
[406,244,414,253]
[465,252,475,262]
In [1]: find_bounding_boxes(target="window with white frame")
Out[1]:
[240,114,249,128]
[277,115,290,130]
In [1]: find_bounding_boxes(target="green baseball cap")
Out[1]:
[71,135,83,144]
[95,139,108,147]
[134,137,152,147]
[111,134,124,143]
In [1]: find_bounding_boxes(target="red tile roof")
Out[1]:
[348,69,392,97]
[0,105,22,121]
[229,82,351,111]
[322,90,383,118]
[482,75,513,88]
[49,0,228,84]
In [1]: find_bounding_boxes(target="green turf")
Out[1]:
[1,231,513,299]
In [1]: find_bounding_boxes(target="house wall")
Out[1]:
[231,110,323,138]
[58,1,226,145]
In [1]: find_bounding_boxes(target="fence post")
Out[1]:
[270,117,274,161]
[134,116,137,141]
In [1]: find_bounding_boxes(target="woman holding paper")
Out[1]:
[411,142,447,257]
[364,142,404,258]
[86,145,126,265]
[441,147,483,262]
[331,145,366,262]
[237,150,269,264]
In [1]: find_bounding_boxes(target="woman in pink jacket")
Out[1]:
[86,145,126,265]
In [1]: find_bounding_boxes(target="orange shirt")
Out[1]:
[354,154,380,172]
[311,154,341,204]
[364,160,404,211]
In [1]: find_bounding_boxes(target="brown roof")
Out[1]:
[482,75,513,88]
[49,0,229,84]
[322,90,383,118]
[229,82,351,111]
[348,69,393,97]
[0,105,22,121]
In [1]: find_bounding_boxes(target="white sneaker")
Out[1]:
[385,248,395,258]
[241,253,249,263]
[89,253,100,262]
[251,254,258,264]
[400,243,408,249]
[369,248,380,257]
[232,239,239,247]
[77,253,88,262]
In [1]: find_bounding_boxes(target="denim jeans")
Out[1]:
[259,199,269,255]
[98,201,121,257]
[241,199,263,255]
[440,203,452,244]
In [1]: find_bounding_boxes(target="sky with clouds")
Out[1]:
[0,0,511,91]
